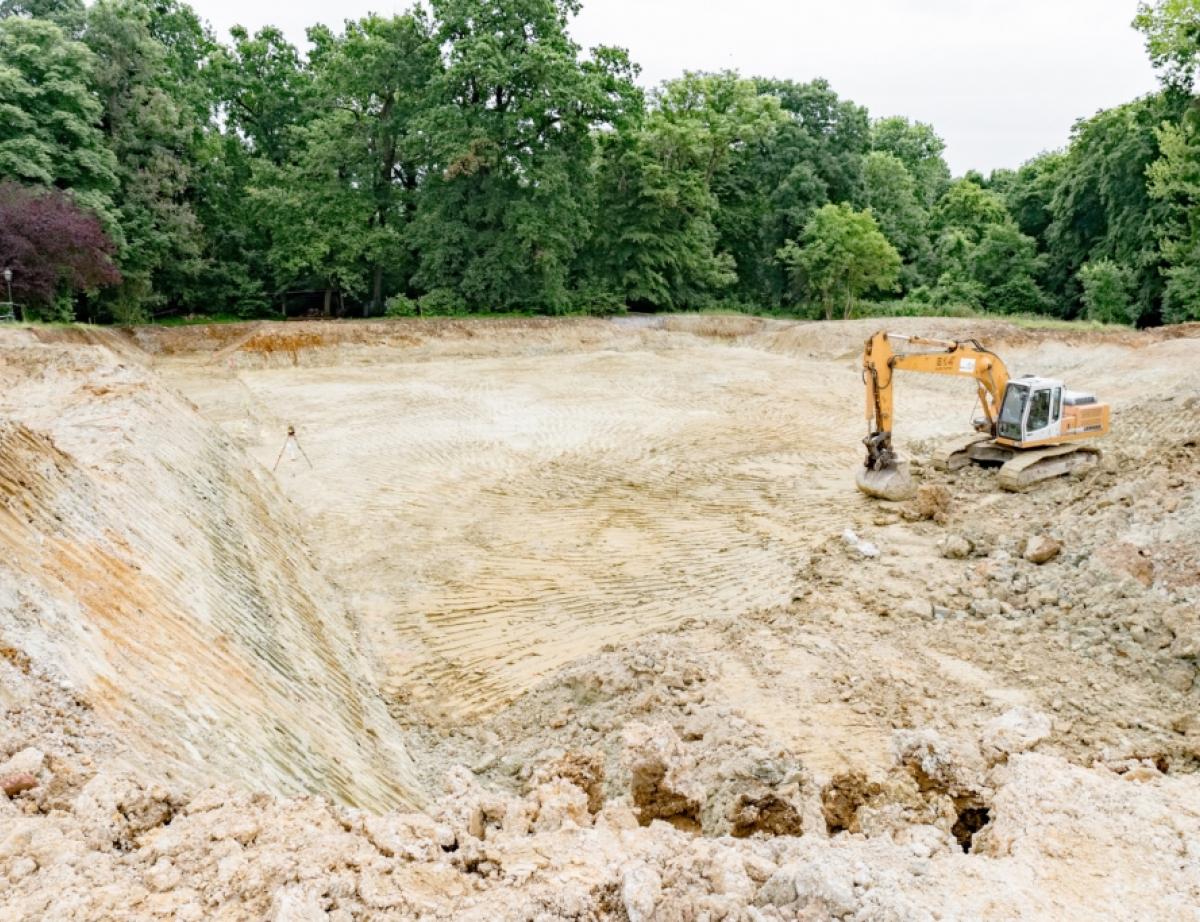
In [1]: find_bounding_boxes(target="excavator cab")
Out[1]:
[997,378,1062,444]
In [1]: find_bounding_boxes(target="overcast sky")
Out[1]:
[188,0,1161,175]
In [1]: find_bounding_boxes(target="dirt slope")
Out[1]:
[0,329,419,809]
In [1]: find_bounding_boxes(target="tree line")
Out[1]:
[0,0,1197,325]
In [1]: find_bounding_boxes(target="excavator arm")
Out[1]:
[861,331,1010,473]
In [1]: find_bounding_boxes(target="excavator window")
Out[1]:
[998,384,1028,440]
[1028,389,1052,432]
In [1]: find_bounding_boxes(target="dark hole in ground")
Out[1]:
[952,805,991,852]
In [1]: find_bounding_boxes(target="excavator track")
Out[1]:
[931,433,993,471]
[997,444,1101,492]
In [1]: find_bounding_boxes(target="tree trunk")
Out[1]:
[844,286,853,320]
[323,287,332,317]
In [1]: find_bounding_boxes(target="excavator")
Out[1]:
[857,331,1110,498]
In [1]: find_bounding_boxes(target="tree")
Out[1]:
[83,0,216,320]
[1003,152,1065,244]
[721,77,868,302]
[633,71,786,306]
[971,222,1050,315]
[1046,95,1180,322]
[0,0,86,34]
[860,150,930,287]
[1078,259,1136,323]
[757,78,870,205]
[0,17,118,225]
[410,0,637,312]
[870,116,951,208]
[1147,120,1200,321]
[777,203,900,319]
[194,25,312,316]
[0,182,119,319]
[214,25,310,167]
[1134,0,1200,93]
[584,125,735,310]
[930,179,1009,244]
[291,12,441,314]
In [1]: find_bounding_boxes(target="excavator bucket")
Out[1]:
[855,460,915,501]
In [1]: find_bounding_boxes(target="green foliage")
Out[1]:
[931,179,1009,244]
[0,18,118,224]
[1134,0,1200,92]
[870,116,951,208]
[1045,95,1178,323]
[860,150,930,287]
[1078,259,1136,323]
[409,0,637,314]
[1147,120,1200,322]
[970,222,1051,315]
[1003,152,1065,242]
[417,287,465,315]
[1161,254,1200,322]
[0,0,85,34]
[777,203,901,320]
[83,0,213,318]
[2,0,1196,326]
[260,12,440,316]
[384,294,418,317]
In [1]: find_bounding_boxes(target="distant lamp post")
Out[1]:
[2,268,12,321]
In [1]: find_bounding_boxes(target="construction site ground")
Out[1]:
[1,315,1198,920]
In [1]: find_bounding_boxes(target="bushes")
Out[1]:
[1078,259,1136,324]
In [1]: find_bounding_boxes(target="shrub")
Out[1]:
[416,288,465,316]
[1078,259,1135,324]
[385,295,419,317]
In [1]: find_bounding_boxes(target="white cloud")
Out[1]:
[188,0,1160,174]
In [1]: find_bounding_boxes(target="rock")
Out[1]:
[912,484,951,523]
[842,529,880,558]
[981,708,1053,764]
[144,857,182,893]
[621,723,704,827]
[939,534,973,560]
[529,778,591,832]
[1,773,37,797]
[969,597,1002,618]
[1096,541,1154,587]
[531,750,605,813]
[0,747,45,777]
[893,729,983,796]
[756,867,798,907]
[364,812,445,861]
[1023,536,1062,565]
[269,885,327,922]
[621,863,661,922]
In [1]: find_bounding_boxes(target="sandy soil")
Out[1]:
[1,315,1198,919]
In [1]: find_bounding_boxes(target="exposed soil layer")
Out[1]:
[2,316,1199,919]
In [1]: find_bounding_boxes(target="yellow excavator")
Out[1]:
[857,331,1110,498]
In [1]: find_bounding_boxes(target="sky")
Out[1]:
[187,0,1162,176]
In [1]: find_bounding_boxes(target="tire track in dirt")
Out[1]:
[165,320,1194,725]
[176,339,865,721]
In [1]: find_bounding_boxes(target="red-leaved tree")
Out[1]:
[0,182,121,317]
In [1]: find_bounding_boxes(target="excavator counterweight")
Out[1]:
[857,331,1110,498]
